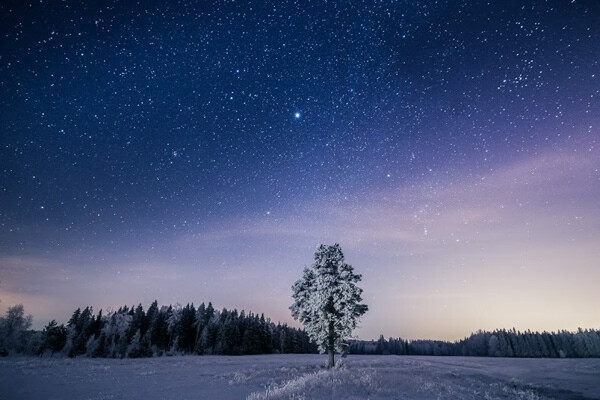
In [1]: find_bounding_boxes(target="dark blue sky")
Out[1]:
[1,0,599,339]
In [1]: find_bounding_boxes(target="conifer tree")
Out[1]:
[39,320,67,355]
[290,243,368,368]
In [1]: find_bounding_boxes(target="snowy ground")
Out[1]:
[1,355,599,400]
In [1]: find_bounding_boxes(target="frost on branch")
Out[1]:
[290,243,368,368]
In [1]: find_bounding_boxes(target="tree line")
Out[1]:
[3,303,599,358]
[349,328,600,358]
[0,302,317,357]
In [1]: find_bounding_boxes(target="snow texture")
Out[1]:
[1,355,599,400]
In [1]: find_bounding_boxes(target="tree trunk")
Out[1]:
[328,348,335,369]
[327,321,335,369]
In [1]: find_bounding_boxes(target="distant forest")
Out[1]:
[350,329,600,358]
[0,302,316,357]
[1,303,599,358]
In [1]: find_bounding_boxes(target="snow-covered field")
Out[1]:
[1,355,599,400]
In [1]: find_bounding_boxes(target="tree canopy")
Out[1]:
[291,243,368,368]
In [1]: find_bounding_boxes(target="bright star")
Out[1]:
[294,112,301,119]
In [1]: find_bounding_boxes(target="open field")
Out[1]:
[1,355,599,400]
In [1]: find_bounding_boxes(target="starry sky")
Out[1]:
[1,0,599,341]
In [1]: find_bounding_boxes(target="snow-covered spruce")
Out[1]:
[290,243,368,368]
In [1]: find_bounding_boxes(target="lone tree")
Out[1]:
[290,243,368,368]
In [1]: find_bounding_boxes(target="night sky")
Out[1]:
[1,1,599,340]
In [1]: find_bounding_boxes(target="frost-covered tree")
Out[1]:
[290,244,368,368]
[0,304,33,355]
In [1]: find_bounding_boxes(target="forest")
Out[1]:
[0,302,316,357]
[350,328,600,358]
[1,303,599,358]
